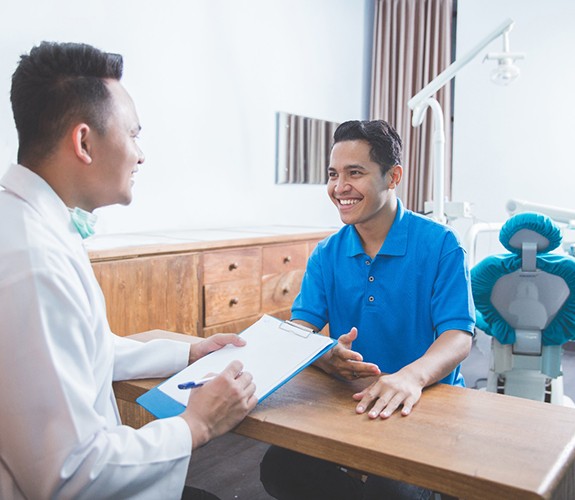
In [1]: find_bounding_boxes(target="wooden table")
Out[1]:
[114,331,575,499]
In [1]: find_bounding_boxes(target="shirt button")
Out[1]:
[368,296,375,302]
[365,260,371,266]
[368,276,375,282]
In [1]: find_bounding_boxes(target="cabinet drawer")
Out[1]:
[262,243,308,275]
[203,248,262,284]
[204,279,261,326]
[262,269,304,312]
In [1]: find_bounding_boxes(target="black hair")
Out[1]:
[333,120,402,175]
[10,41,123,165]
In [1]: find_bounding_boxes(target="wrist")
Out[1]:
[188,344,198,365]
[185,414,212,449]
[313,349,334,374]
[398,364,427,388]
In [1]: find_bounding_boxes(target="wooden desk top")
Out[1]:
[87,226,336,261]
[115,331,575,499]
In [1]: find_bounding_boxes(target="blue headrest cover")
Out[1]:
[499,212,562,253]
[472,213,575,345]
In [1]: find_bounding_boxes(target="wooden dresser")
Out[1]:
[88,226,335,337]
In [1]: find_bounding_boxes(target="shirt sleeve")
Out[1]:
[113,335,191,381]
[432,231,476,336]
[291,245,329,331]
[0,264,192,499]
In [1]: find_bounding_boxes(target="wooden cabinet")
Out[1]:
[261,242,307,313]
[89,228,334,338]
[92,253,200,336]
[202,247,262,333]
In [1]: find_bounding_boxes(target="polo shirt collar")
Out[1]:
[345,198,409,257]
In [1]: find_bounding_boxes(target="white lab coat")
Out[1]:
[0,164,193,499]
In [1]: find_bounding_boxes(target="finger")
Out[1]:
[401,396,416,416]
[352,390,366,401]
[226,334,246,347]
[337,327,358,348]
[246,393,258,411]
[236,371,254,388]
[334,345,363,363]
[239,381,258,412]
[355,390,383,415]
[212,333,246,347]
[341,361,380,381]
[378,394,404,419]
[355,398,368,414]
[349,361,381,377]
[367,397,390,418]
[246,380,257,398]
[223,360,244,378]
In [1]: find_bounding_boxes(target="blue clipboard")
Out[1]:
[136,315,336,419]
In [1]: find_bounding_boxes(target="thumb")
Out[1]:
[339,327,358,347]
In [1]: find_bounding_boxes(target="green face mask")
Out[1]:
[68,207,97,239]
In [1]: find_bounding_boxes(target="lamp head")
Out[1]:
[483,30,525,86]
[486,54,522,85]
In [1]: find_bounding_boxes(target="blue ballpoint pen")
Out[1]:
[177,375,217,390]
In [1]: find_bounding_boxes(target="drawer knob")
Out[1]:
[229,297,239,307]
[229,262,239,271]
[283,256,291,264]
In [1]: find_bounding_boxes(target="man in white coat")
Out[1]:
[0,41,257,499]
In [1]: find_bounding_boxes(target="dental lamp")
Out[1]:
[407,18,524,223]
[507,199,575,226]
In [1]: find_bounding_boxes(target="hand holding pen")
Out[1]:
[178,375,217,390]
[179,360,257,449]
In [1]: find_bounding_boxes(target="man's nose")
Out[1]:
[334,177,350,193]
[137,146,145,164]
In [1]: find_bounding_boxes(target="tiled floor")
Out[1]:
[186,337,575,499]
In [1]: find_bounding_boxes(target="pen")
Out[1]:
[177,375,217,390]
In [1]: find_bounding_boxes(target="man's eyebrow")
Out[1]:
[335,164,367,170]
[327,164,368,172]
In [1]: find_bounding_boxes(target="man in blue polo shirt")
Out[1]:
[260,120,475,500]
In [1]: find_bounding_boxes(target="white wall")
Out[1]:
[0,0,372,234]
[451,0,575,258]
[4,0,570,247]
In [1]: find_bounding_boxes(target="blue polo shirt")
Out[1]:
[292,199,475,386]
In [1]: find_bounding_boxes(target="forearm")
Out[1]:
[113,335,190,380]
[399,329,473,388]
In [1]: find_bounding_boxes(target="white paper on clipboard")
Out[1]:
[157,314,335,405]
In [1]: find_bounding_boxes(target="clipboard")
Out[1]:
[136,314,336,419]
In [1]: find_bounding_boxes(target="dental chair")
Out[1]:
[471,212,575,405]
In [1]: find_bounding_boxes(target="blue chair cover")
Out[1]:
[471,213,575,346]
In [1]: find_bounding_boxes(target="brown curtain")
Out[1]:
[370,0,453,214]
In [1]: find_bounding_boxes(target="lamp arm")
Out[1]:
[407,17,514,112]
[507,199,575,225]
[412,98,446,222]
[428,98,445,223]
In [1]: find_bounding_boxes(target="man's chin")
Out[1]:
[338,214,356,226]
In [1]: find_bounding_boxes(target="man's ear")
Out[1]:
[71,124,93,165]
[388,165,403,189]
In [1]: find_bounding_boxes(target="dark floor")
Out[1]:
[186,433,271,499]
[185,335,575,500]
